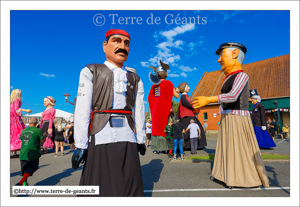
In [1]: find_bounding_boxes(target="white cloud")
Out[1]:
[40,73,55,78]
[161,24,195,41]
[168,73,180,77]
[149,50,180,65]
[157,41,173,52]
[180,72,187,78]
[174,40,184,49]
[145,23,199,74]
[10,86,13,89]
[140,62,148,67]
[179,65,193,72]
[216,11,243,23]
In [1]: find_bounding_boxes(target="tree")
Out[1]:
[172,100,179,116]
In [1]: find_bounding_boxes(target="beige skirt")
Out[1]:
[212,114,269,187]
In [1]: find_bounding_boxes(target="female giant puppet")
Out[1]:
[148,60,179,153]
[40,96,56,153]
[178,82,207,150]
[249,89,276,148]
[10,89,32,156]
[193,42,269,188]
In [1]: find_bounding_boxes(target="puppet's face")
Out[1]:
[249,97,257,105]
[217,48,239,75]
[184,84,190,93]
[103,34,130,66]
[44,98,51,107]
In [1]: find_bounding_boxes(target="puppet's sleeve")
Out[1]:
[134,79,146,144]
[48,109,56,129]
[259,105,267,127]
[217,72,249,103]
[15,98,22,116]
[181,95,194,109]
[74,67,93,150]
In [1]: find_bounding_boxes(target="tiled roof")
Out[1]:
[191,54,290,99]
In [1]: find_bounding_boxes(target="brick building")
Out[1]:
[190,54,290,133]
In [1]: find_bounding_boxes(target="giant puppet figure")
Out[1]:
[249,89,276,148]
[71,29,146,196]
[148,60,179,153]
[193,42,269,188]
[177,82,207,150]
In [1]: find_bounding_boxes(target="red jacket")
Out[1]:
[178,94,194,118]
[148,80,174,137]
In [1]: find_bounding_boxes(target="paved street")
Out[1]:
[10,133,290,197]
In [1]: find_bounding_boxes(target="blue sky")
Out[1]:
[10,10,290,114]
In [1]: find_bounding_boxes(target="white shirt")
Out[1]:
[188,123,199,138]
[146,123,152,134]
[74,61,146,149]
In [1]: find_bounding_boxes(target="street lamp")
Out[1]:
[63,93,76,106]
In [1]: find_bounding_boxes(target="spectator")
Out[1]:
[172,117,185,161]
[64,121,72,141]
[266,117,275,140]
[67,122,75,152]
[203,121,208,134]
[146,119,152,148]
[281,124,290,139]
[61,120,66,129]
[15,117,45,186]
[54,123,65,157]
[36,120,41,128]
[25,122,29,128]
[272,118,277,135]
[185,119,200,154]
[164,118,174,158]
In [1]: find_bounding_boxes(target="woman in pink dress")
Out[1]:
[40,96,56,153]
[10,89,32,156]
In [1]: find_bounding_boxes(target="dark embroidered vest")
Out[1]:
[221,73,249,111]
[86,64,140,135]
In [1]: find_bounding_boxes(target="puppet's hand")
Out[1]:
[261,126,266,131]
[47,128,53,135]
[193,96,218,108]
[137,143,146,156]
[193,96,210,108]
[72,148,88,169]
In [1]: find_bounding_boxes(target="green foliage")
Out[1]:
[172,100,179,116]
[261,153,290,160]
[186,153,290,160]
[186,154,215,160]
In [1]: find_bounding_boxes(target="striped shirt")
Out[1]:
[217,72,250,116]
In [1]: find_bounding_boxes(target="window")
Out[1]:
[203,112,208,121]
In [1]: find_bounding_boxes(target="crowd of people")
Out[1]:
[10,29,290,195]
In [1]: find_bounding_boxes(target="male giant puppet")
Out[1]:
[148,60,179,153]
[193,42,269,188]
[71,29,146,196]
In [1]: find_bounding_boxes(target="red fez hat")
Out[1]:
[106,29,130,40]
